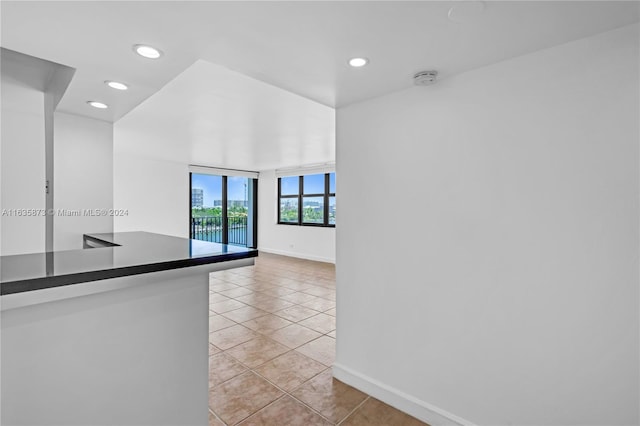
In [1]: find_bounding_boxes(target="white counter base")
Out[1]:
[1,259,253,425]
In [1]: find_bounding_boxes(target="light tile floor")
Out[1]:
[208,252,427,426]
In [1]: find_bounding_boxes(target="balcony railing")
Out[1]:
[190,216,247,246]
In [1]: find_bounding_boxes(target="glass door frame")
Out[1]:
[189,168,258,249]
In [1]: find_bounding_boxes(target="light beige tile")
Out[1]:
[268,324,322,349]
[250,298,296,313]
[302,286,336,300]
[208,372,283,425]
[298,313,336,334]
[324,307,336,317]
[274,305,320,322]
[311,278,336,289]
[280,291,319,304]
[218,286,254,298]
[255,351,327,392]
[277,281,315,292]
[238,395,332,426]
[242,314,293,334]
[243,283,278,293]
[295,336,335,366]
[209,410,225,426]
[290,369,367,423]
[210,271,234,282]
[209,293,231,304]
[222,306,268,323]
[236,293,277,306]
[225,337,290,368]
[257,286,297,298]
[209,343,222,357]
[209,276,228,285]
[210,282,239,292]
[341,397,429,426]
[210,299,247,314]
[209,314,236,332]
[209,352,247,387]
[268,277,304,288]
[224,275,257,286]
[209,324,259,350]
[302,297,336,312]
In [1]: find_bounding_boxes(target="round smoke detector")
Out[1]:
[414,71,438,86]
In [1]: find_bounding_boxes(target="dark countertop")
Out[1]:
[0,232,258,295]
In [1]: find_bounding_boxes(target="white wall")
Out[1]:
[334,24,639,426]
[0,75,46,255]
[113,150,189,239]
[258,169,335,263]
[53,112,114,251]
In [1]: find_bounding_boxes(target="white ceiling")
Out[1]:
[1,1,638,124]
[115,60,335,171]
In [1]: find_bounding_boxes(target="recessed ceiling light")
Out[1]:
[133,44,163,59]
[105,81,128,91]
[87,101,108,109]
[348,57,369,68]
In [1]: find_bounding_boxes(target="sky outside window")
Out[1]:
[281,176,299,195]
[191,173,247,208]
[303,174,325,194]
[227,176,249,203]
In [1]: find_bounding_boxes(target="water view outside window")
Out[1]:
[190,173,250,246]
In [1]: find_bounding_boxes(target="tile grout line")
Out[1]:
[336,396,371,426]
[211,324,331,355]
[231,392,289,425]
[249,367,335,424]
[209,331,331,391]
[210,306,334,341]
[215,337,333,386]
[208,407,227,426]
[210,346,334,421]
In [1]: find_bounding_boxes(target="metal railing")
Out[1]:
[190,216,247,246]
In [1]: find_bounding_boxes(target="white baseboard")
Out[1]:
[257,247,335,264]
[332,363,475,426]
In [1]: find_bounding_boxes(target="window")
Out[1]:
[279,176,299,223]
[278,172,335,227]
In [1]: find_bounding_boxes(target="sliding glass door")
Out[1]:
[226,176,250,246]
[190,171,257,248]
